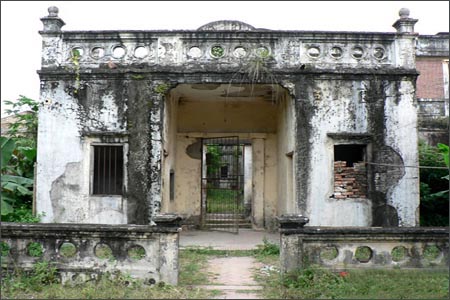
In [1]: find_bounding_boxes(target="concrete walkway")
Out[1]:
[180,228,279,250]
[196,256,264,299]
[180,229,279,299]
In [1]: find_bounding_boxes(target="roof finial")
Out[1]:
[398,8,410,19]
[48,6,59,17]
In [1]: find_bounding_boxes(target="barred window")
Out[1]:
[93,145,124,195]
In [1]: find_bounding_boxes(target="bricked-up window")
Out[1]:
[93,145,123,195]
[333,145,367,198]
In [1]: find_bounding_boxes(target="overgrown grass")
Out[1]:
[1,257,218,299]
[259,266,449,299]
[206,188,244,213]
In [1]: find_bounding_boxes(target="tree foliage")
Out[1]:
[1,96,39,221]
[419,141,449,226]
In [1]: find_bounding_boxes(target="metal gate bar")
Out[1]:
[201,137,244,233]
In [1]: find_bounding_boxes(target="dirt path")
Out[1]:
[194,256,264,299]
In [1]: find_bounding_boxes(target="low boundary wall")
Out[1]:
[1,215,182,285]
[278,216,449,273]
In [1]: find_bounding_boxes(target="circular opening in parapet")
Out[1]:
[188,46,202,59]
[134,46,148,58]
[351,46,364,59]
[94,243,114,259]
[127,245,146,260]
[330,46,343,59]
[307,46,321,58]
[112,46,126,58]
[59,242,77,258]
[255,46,270,58]
[27,242,43,257]
[210,45,225,58]
[320,246,338,261]
[373,47,386,60]
[355,246,372,263]
[71,47,84,58]
[0,242,10,257]
[391,246,408,262]
[90,47,105,59]
[423,245,441,261]
[233,46,247,58]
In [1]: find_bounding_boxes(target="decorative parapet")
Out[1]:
[279,226,449,273]
[39,7,421,73]
[1,219,181,285]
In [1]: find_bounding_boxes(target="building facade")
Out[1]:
[36,7,422,229]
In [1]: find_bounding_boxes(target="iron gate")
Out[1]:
[201,137,244,233]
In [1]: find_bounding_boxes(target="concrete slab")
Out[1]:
[179,229,279,250]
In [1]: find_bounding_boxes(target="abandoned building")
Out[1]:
[35,7,445,231]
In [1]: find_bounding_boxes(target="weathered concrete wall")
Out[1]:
[37,7,421,228]
[1,217,181,285]
[277,94,296,216]
[279,225,449,273]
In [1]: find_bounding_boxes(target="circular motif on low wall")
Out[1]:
[112,46,126,58]
[351,46,364,59]
[320,246,339,261]
[355,246,372,263]
[127,245,146,260]
[307,46,321,58]
[330,46,343,59]
[59,242,77,258]
[391,246,408,262]
[210,45,225,58]
[373,47,386,60]
[423,245,441,261]
[90,47,105,59]
[188,46,202,58]
[0,241,10,257]
[94,243,114,259]
[134,46,149,58]
[233,46,247,58]
[27,242,43,257]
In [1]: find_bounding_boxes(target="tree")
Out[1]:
[419,141,449,226]
[1,96,39,222]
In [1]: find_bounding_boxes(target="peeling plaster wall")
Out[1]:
[383,80,419,226]
[37,79,129,224]
[277,94,296,215]
[302,78,372,226]
[37,13,420,227]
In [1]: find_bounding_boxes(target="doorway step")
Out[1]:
[204,213,252,229]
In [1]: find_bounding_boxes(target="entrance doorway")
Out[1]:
[201,137,246,233]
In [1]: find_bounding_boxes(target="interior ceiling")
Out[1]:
[172,83,285,103]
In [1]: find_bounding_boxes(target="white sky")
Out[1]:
[1,1,449,117]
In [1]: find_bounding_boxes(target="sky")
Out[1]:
[1,1,449,117]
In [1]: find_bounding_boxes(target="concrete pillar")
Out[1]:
[243,145,253,217]
[252,138,265,228]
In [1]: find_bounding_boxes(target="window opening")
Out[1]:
[93,145,123,195]
[333,144,367,199]
[170,169,175,201]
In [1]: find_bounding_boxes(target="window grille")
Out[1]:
[93,145,123,195]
